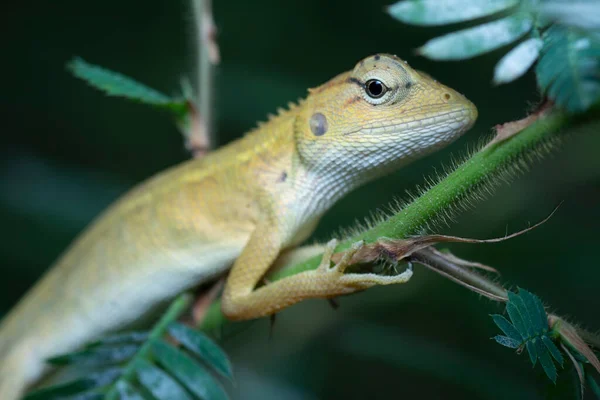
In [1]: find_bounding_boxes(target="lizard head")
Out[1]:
[294,54,477,184]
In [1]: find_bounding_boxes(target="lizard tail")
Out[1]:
[0,315,47,400]
[0,343,40,400]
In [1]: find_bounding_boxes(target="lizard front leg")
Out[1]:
[221,217,414,320]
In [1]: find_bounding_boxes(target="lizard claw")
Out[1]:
[317,239,365,275]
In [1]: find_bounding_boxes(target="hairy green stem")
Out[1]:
[200,108,598,332]
[105,293,193,399]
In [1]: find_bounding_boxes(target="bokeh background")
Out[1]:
[1,1,599,399]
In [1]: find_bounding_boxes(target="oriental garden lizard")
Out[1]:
[0,54,477,399]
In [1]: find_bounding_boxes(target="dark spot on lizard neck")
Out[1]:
[278,171,288,183]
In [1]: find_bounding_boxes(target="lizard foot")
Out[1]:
[316,239,413,292]
[317,239,364,274]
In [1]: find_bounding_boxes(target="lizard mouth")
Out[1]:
[346,105,476,138]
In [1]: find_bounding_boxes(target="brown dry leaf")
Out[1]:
[416,246,498,273]
[411,247,507,301]
[551,316,600,375]
[332,206,557,265]
[484,101,553,149]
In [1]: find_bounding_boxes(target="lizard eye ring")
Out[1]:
[365,79,387,99]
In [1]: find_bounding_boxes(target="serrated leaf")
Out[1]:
[542,335,564,366]
[151,339,229,400]
[506,302,528,339]
[47,344,138,366]
[519,288,548,334]
[525,338,539,366]
[536,25,600,112]
[67,57,187,114]
[168,322,233,381]
[508,290,539,338]
[135,358,193,400]
[491,314,523,342]
[536,338,558,382]
[418,14,533,60]
[115,381,147,400]
[23,368,121,400]
[387,0,519,26]
[494,335,521,348]
[494,38,543,84]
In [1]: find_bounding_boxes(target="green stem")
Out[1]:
[106,293,193,399]
[200,107,599,332]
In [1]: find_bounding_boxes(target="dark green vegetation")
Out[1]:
[1,0,599,399]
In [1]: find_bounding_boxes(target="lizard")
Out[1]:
[0,54,477,399]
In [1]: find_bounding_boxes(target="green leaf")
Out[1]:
[24,368,121,400]
[494,335,521,348]
[418,14,533,60]
[387,0,519,26]
[508,290,539,338]
[68,393,104,400]
[536,25,600,112]
[115,381,146,400]
[518,288,548,334]
[542,336,564,366]
[168,322,233,381]
[536,338,558,383]
[505,301,528,340]
[135,358,193,400]
[491,314,523,341]
[493,38,543,84]
[538,1,600,32]
[67,57,187,114]
[86,331,149,348]
[151,339,229,400]
[525,339,539,366]
[47,344,138,366]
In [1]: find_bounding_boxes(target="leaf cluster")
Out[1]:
[491,288,600,398]
[388,0,600,112]
[491,288,563,382]
[67,58,194,136]
[25,296,232,400]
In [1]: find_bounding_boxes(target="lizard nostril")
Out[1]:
[443,93,452,102]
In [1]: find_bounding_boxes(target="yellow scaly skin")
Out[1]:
[0,54,477,399]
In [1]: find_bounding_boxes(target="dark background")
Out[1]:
[1,1,599,399]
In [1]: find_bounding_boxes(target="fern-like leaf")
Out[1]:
[389,0,600,99]
[387,0,519,26]
[67,57,187,117]
[24,294,232,400]
[536,25,600,112]
[417,14,533,60]
[491,288,563,383]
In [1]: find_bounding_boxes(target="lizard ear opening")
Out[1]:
[309,112,328,136]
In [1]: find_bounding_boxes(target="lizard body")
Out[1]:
[0,54,477,399]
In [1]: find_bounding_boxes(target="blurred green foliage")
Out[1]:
[1,0,599,399]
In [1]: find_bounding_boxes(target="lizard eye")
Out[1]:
[365,79,387,99]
